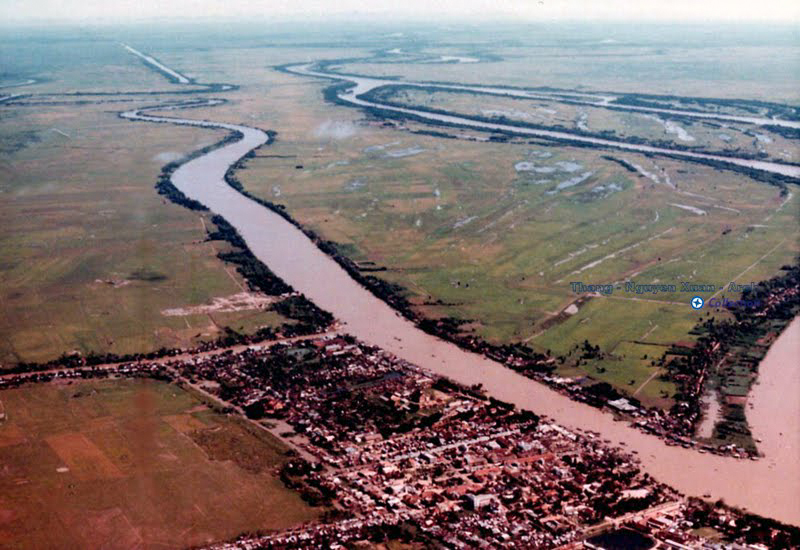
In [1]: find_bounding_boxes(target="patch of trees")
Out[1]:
[321,81,357,104]
[2,321,295,376]
[279,458,336,507]
[602,155,639,173]
[658,152,796,195]
[7,348,181,375]
[61,82,236,98]
[154,173,208,211]
[713,404,753,441]
[584,382,624,406]
[686,498,800,548]
[207,216,293,296]
[272,295,334,331]
[761,124,800,140]
[432,377,487,400]
[206,214,246,248]
[410,129,459,140]
[418,316,470,337]
[579,339,602,360]
[127,268,167,282]
[342,85,800,191]
[612,94,800,122]
[151,128,245,212]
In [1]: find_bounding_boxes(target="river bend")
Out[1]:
[285,63,800,179]
[121,99,800,525]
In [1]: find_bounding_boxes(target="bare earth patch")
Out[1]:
[161,291,282,316]
[45,432,124,481]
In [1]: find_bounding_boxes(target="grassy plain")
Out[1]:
[0,46,291,365]
[2,25,798,406]
[164,44,799,407]
[385,87,797,161]
[334,25,800,102]
[0,378,318,548]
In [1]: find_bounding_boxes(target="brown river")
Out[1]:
[121,97,800,525]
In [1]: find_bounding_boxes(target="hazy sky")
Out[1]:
[2,0,798,24]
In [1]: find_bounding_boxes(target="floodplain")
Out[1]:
[3,24,797,410]
[1,21,799,542]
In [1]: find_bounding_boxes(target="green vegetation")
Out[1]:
[235,93,797,407]
[362,84,799,191]
[2,26,797,410]
[0,60,283,365]
[611,94,799,122]
[668,264,800,450]
[0,97,294,365]
[205,214,335,335]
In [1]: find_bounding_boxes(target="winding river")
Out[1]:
[121,95,800,525]
[285,63,800,179]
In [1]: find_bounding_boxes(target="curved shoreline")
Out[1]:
[306,58,800,128]
[749,317,800,479]
[283,63,800,179]
[120,100,800,525]
[293,62,800,129]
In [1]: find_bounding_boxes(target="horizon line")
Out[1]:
[2,14,799,27]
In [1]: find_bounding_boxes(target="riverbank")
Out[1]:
[283,63,800,182]
[221,148,778,459]
[749,316,800,482]
[115,100,800,524]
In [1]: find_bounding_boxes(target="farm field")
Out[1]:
[162,45,800,407]
[2,26,798,408]
[0,51,292,366]
[240,136,797,406]
[0,378,319,549]
[379,87,797,162]
[0,15,798,550]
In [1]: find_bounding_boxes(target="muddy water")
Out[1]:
[748,317,800,499]
[123,104,800,525]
